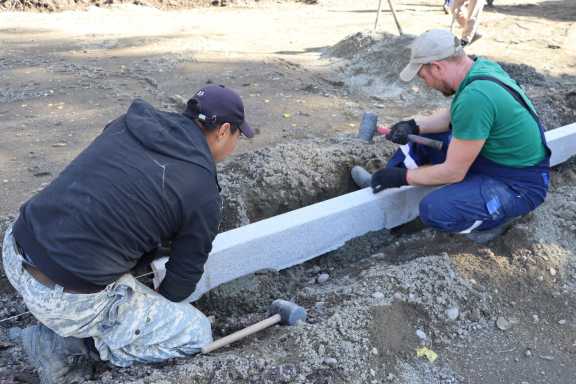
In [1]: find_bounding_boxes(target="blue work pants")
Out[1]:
[386,133,548,233]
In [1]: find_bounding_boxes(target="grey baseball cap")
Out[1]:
[399,29,464,82]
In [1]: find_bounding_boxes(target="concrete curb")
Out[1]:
[152,123,576,302]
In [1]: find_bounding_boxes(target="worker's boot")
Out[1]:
[465,219,516,244]
[21,324,94,384]
[351,166,372,189]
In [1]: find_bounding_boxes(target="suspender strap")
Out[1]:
[467,75,542,126]
[467,75,551,159]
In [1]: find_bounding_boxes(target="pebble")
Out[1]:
[309,265,321,274]
[446,307,460,321]
[496,316,512,331]
[323,357,338,367]
[316,273,330,284]
[415,329,427,341]
[372,292,385,299]
[470,308,482,322]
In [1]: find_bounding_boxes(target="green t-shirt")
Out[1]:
[451,58,545,167]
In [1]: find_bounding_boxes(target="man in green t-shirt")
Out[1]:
[352,29,550,243]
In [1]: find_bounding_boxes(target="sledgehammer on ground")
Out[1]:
[357,112,444,150]
[201,299,306,354]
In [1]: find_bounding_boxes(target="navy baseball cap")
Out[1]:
[187,85,254,138]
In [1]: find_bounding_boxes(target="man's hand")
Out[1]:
[382,119,420,144]
[371,168,408,193]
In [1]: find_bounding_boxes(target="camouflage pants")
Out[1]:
[452,0,485,42]
[2,225,212,367]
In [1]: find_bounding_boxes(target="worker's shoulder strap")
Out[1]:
[467,75,541,127]
[468,75,551,158]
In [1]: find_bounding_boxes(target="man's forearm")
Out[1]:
[406,138,484,186]
[414,108,451,134]
[406,163,465,186]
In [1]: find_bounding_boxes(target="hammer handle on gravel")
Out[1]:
[407,134,444,151]
[201,314,282,354]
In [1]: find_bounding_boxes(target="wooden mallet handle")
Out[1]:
[406,134,444,150]
[201,314,282,354]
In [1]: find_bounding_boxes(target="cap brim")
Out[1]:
[239,121,255,138]
[399,62,423,82]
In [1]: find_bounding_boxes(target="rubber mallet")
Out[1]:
[201,299,306,354]
[357,111,444,150]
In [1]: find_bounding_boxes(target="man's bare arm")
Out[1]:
[414,108,451,134]
[406,138,485,185]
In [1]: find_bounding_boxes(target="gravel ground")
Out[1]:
[1,1,575,383]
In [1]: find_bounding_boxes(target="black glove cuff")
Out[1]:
[407,119,420,135]
[371,168,408,193]
[393,167,408,186]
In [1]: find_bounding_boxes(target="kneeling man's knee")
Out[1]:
[419,193,461,232]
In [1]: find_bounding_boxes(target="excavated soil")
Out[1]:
[1,1,576,383]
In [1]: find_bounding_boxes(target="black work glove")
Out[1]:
[386,119,420,145]
[371,168,408,193]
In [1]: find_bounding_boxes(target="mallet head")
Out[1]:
[269,299,307,326]
[357,112,378,143]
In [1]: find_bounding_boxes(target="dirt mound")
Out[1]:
[498,62,548,88]
[325,32,446,103]
[218,135,394,231]
[327,32,377,59]
[532,90,576,130]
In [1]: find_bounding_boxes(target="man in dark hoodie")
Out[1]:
[2,85,254,383]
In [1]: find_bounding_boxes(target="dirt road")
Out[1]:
[1,1,575,383]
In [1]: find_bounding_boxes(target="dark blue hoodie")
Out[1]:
[13,99,221,302]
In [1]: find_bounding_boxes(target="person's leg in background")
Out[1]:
[450,0,469,31]
[461,0,486,45]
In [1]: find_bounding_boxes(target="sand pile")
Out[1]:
[325,32,445,103]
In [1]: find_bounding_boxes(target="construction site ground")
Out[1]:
[1,0,576,383]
